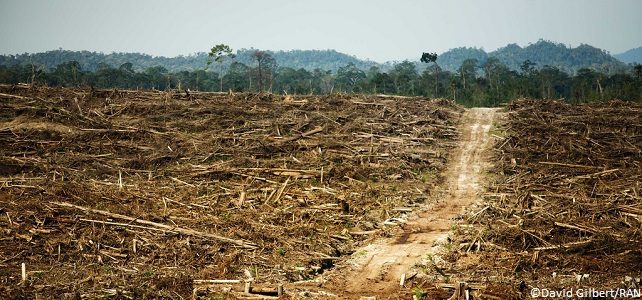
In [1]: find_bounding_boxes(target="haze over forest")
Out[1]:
[1,40,640,75]
[1,0,641,61]
[1,0,641,107]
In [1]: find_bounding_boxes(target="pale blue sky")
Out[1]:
[1,0,641,62]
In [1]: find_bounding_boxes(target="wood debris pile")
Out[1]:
[0,85,462,298]
[452,99,642,297]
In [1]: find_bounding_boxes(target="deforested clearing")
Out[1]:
[2,85,641,299]
[438,99,642,299]
[0,85,462,298]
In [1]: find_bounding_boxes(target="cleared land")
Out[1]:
[0,86,462,298]
[2,86,640,299]
[441,99,642,299]
[319,108,498,298]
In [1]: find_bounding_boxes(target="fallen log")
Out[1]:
[275,126,324,144]
[51,201,258,249]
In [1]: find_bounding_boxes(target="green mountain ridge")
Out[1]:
[0,40,635,75]
[432,40,629,74]
[0,48,379,74]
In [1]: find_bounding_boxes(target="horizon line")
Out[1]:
[1,39,639,64]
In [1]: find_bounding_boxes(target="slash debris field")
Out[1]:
[0,85,462,299]
[3,85,640,300]
[444,99,642,299]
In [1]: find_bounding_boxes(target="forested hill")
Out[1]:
[0,49,378,73]
[614,46,642,64]
[491,41,627,73]
[436,40,629,74]
[0,40,632,74]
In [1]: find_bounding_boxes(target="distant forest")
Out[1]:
[0,40,641,106]
[614,46,642,64]
[0,49,377,74]
[0,40,635,74]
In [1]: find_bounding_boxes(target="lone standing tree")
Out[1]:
[251,51,277,92]
[207,44,235,92]
[420,52,438,64]
[420,52,440,97]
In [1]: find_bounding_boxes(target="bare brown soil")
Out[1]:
[0,86,463,299]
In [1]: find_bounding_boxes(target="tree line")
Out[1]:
[1,50,640,107]
[0,49,378,74]
[2,41,631,75]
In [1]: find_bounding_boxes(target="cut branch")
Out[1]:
[52,201,257,249]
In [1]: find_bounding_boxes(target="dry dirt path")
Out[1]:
[323,107,499,298]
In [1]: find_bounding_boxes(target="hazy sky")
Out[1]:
[1,0,641,62]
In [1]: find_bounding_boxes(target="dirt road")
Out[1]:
[328,107,499,297]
